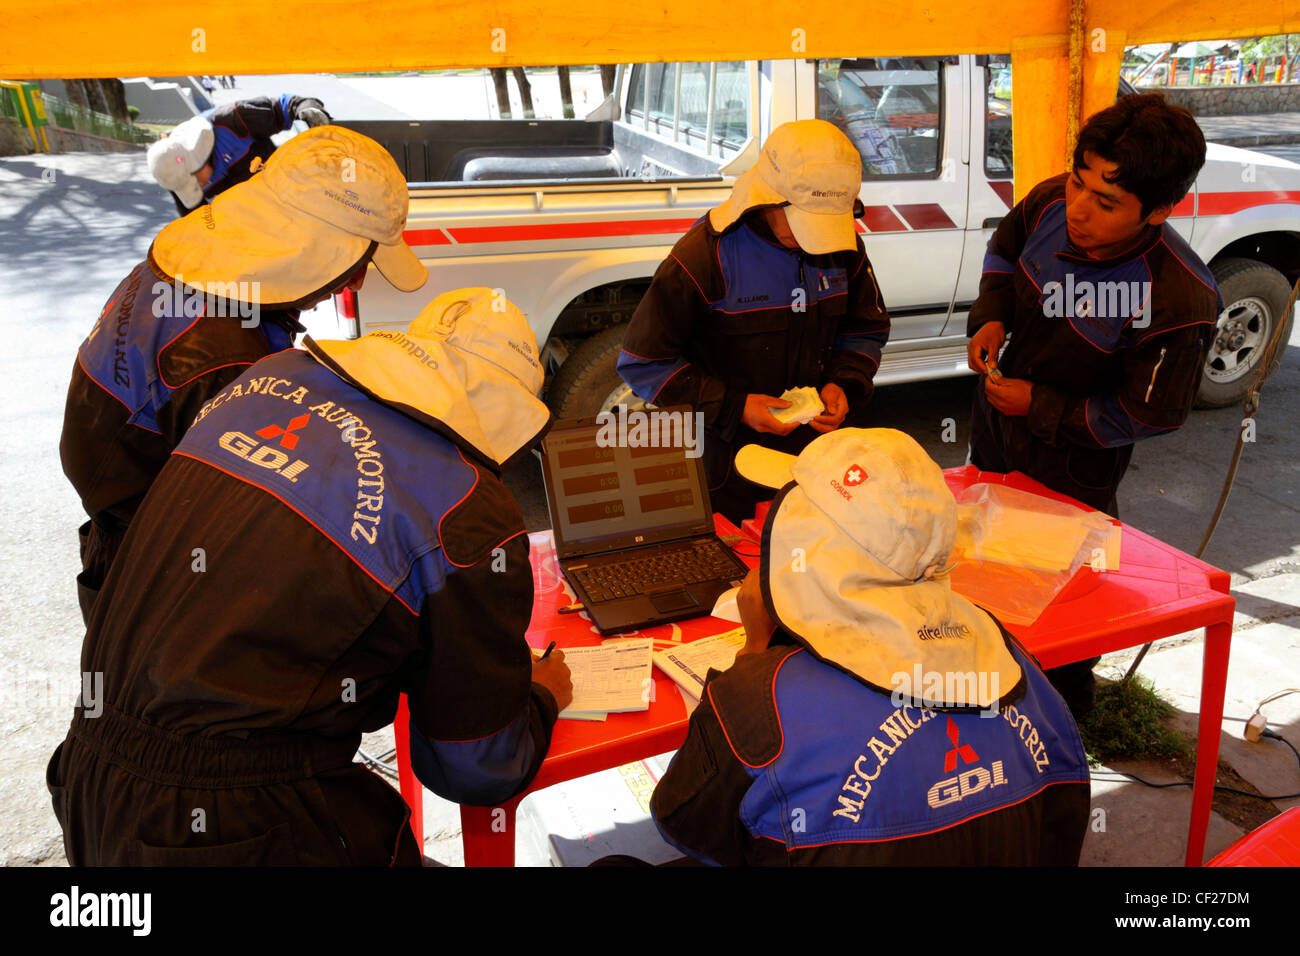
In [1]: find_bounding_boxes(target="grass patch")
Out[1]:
[1077,676,1192,766]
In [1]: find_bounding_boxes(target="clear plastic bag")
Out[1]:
[948,483,1118,626]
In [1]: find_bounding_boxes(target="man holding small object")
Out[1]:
[619,120,891,524]
[965,93,1220,715]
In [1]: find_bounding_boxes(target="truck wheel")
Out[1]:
[1196,258,1293,408]
[546,324,647,419]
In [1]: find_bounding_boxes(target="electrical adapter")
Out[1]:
[1244,713,1267,742]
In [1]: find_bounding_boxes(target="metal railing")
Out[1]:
[39,92,154,145]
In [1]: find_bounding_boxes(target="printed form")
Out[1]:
[559,638,654,719]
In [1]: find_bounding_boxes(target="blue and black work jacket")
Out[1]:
[617,212,890,491]
[967,174,1221,506]
[167,94,325,215]
[78,343,556,806]
[651,625,1090,865]
[60,259,300,535]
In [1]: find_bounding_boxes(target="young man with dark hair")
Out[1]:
[965,93,1222,715]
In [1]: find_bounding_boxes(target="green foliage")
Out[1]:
[1239,34,1300,60]
[126,105,140,123]
[1077,676,1192,765]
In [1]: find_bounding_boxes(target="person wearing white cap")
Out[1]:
[649,428,1090,866]
[62,124,427,624]
[618,120,890,525]
[47,288,574,866]
[147,94,332,216]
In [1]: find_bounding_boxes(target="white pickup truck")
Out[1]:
[342,55,1300,416]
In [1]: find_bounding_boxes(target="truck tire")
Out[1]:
[546,324,645,419]
[1196,258,1294,409]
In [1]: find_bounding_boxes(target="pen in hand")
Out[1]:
[538,641,556,661]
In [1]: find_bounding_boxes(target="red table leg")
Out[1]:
[393,694,424,850]
[461,794,525,866]
[1186,621,1232,866]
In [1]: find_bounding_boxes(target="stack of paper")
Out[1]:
[770,386,825,425]
[558,638,655,721]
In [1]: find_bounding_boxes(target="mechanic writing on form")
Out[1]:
[48,287,571,865]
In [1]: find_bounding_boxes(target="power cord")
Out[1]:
[357,747,399,778]
[1091,728,1300,801]
[1123,276,1300,683]
[1244,688,1300,741]
[720,534,761,559]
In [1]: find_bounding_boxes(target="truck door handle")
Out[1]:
[982,217,1003,229]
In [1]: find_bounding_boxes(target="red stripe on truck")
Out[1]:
[403,228,452,246]
[858,206,907,232]
[446,218,698,244]
[895,203,957,230]
[1196,189,1300,216]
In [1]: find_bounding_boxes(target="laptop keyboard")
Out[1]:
[570,541,743,604]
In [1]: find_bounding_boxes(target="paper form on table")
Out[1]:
[652,627,747,700]
[558,638,653,719]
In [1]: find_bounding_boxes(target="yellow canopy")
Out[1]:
[3,0,1297,198]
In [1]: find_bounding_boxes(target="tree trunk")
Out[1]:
[82,79,109,115]
[557,66,574,119]
[600,65,616,98]
[512,67,535,119]
[490,68,513,118]
[62,79,91,110]
[97,79,129,122]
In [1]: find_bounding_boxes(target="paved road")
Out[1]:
[1,141,1296,865]
[210,70,609,120]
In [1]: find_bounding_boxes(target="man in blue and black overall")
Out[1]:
[650,429,1091,865]
[61,126,427,623]
[966,93,1221,716]
[48,287,572,865]
[618,120,891,525]
[147,94,332,216]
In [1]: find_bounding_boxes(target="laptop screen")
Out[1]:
[540,410,713,558]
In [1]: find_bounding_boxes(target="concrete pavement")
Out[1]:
[1198,112,1300,148]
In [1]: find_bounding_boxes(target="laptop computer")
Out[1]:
[539,408,751,635]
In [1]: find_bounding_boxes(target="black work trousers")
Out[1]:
[47,704,422,866]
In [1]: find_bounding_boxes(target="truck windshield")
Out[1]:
[817,57,944,179]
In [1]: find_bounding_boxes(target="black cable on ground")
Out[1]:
[1124,276,1300,683]
[1092,730,1300,801]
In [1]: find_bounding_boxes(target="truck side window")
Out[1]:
[628,61,750,157]
[817,58,943,179]
[986,54,1013,179]
[628,63,675,123]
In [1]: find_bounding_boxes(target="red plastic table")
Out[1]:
[396,466,1235,867]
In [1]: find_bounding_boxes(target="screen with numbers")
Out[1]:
[542,415,710,553]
